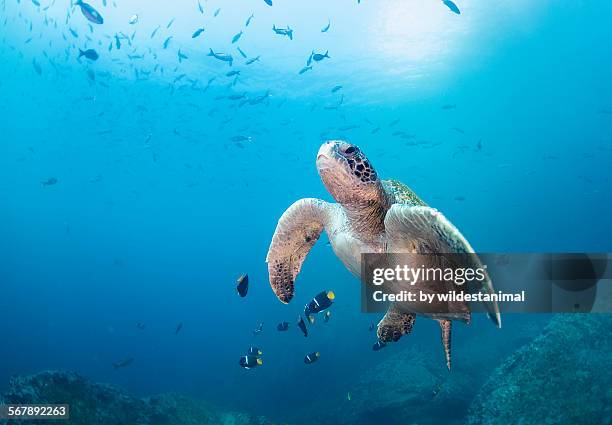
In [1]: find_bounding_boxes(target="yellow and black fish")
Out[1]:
[248,347,263,357]
[304,291,335,322]
[239,355,263,369]
[304,352,320,364]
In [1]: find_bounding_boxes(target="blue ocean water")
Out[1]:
[1,0,611,423]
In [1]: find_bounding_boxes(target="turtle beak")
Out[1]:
[317,140,335,158]
[316,141,338,168]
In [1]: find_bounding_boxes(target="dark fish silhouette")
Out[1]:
[297,316,308,337]
[272,25,293,40]
[207,49,233,66]
[175,322,183,335]
[239,355,262,369]
[113,357,133,369]
[74,0,104,24]
[231,31,243,44]
[312,50,330,61]
[236,273,248,297]
[304,352,320,364]
[299,65,312,75]
[246,55,260,65]
[277,321,290,331]
[79,48,98,60]
[304,291,335,323]
[192,27,205,39]
[432,382,443,398]
[32,59,42,75]
[42,177,58,186]
[442,0,461,15]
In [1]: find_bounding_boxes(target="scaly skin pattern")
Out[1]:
[382,179,427,207]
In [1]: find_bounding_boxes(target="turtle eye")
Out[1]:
[342,146,358,156]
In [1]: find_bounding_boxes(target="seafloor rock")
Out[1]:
[467,314,612,425]
[0,370,280,425]
[297,317,549,425]
[312,344,479,425]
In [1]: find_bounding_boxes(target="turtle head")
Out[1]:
[317,141,384,208]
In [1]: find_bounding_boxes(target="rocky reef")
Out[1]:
[2,314,609,425]
[0,371,280,425]
[303,314,610,425]
[318,345,476,425]
[304,318,546,425]
[467,314,612,425]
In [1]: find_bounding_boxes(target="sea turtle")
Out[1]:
[266,140,501,370]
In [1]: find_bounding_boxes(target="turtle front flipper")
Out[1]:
[438,319,452,371]
[377,305,416,342]
[266,198,333,304]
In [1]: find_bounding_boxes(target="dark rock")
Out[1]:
[467,314,612,425]
[1,371,281,425]
[315,345,477,425]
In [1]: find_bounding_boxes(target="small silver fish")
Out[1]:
[192,27,205,38]
[245,55,260,65]
[272,25,293,40]
[299,65,312,75]
[321,20,330,33]
[207,49,233,66]
[232,30,243,44]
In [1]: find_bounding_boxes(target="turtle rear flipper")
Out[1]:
[266,198,333,303]
[384,204,502,328]
[377,305,415,342]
